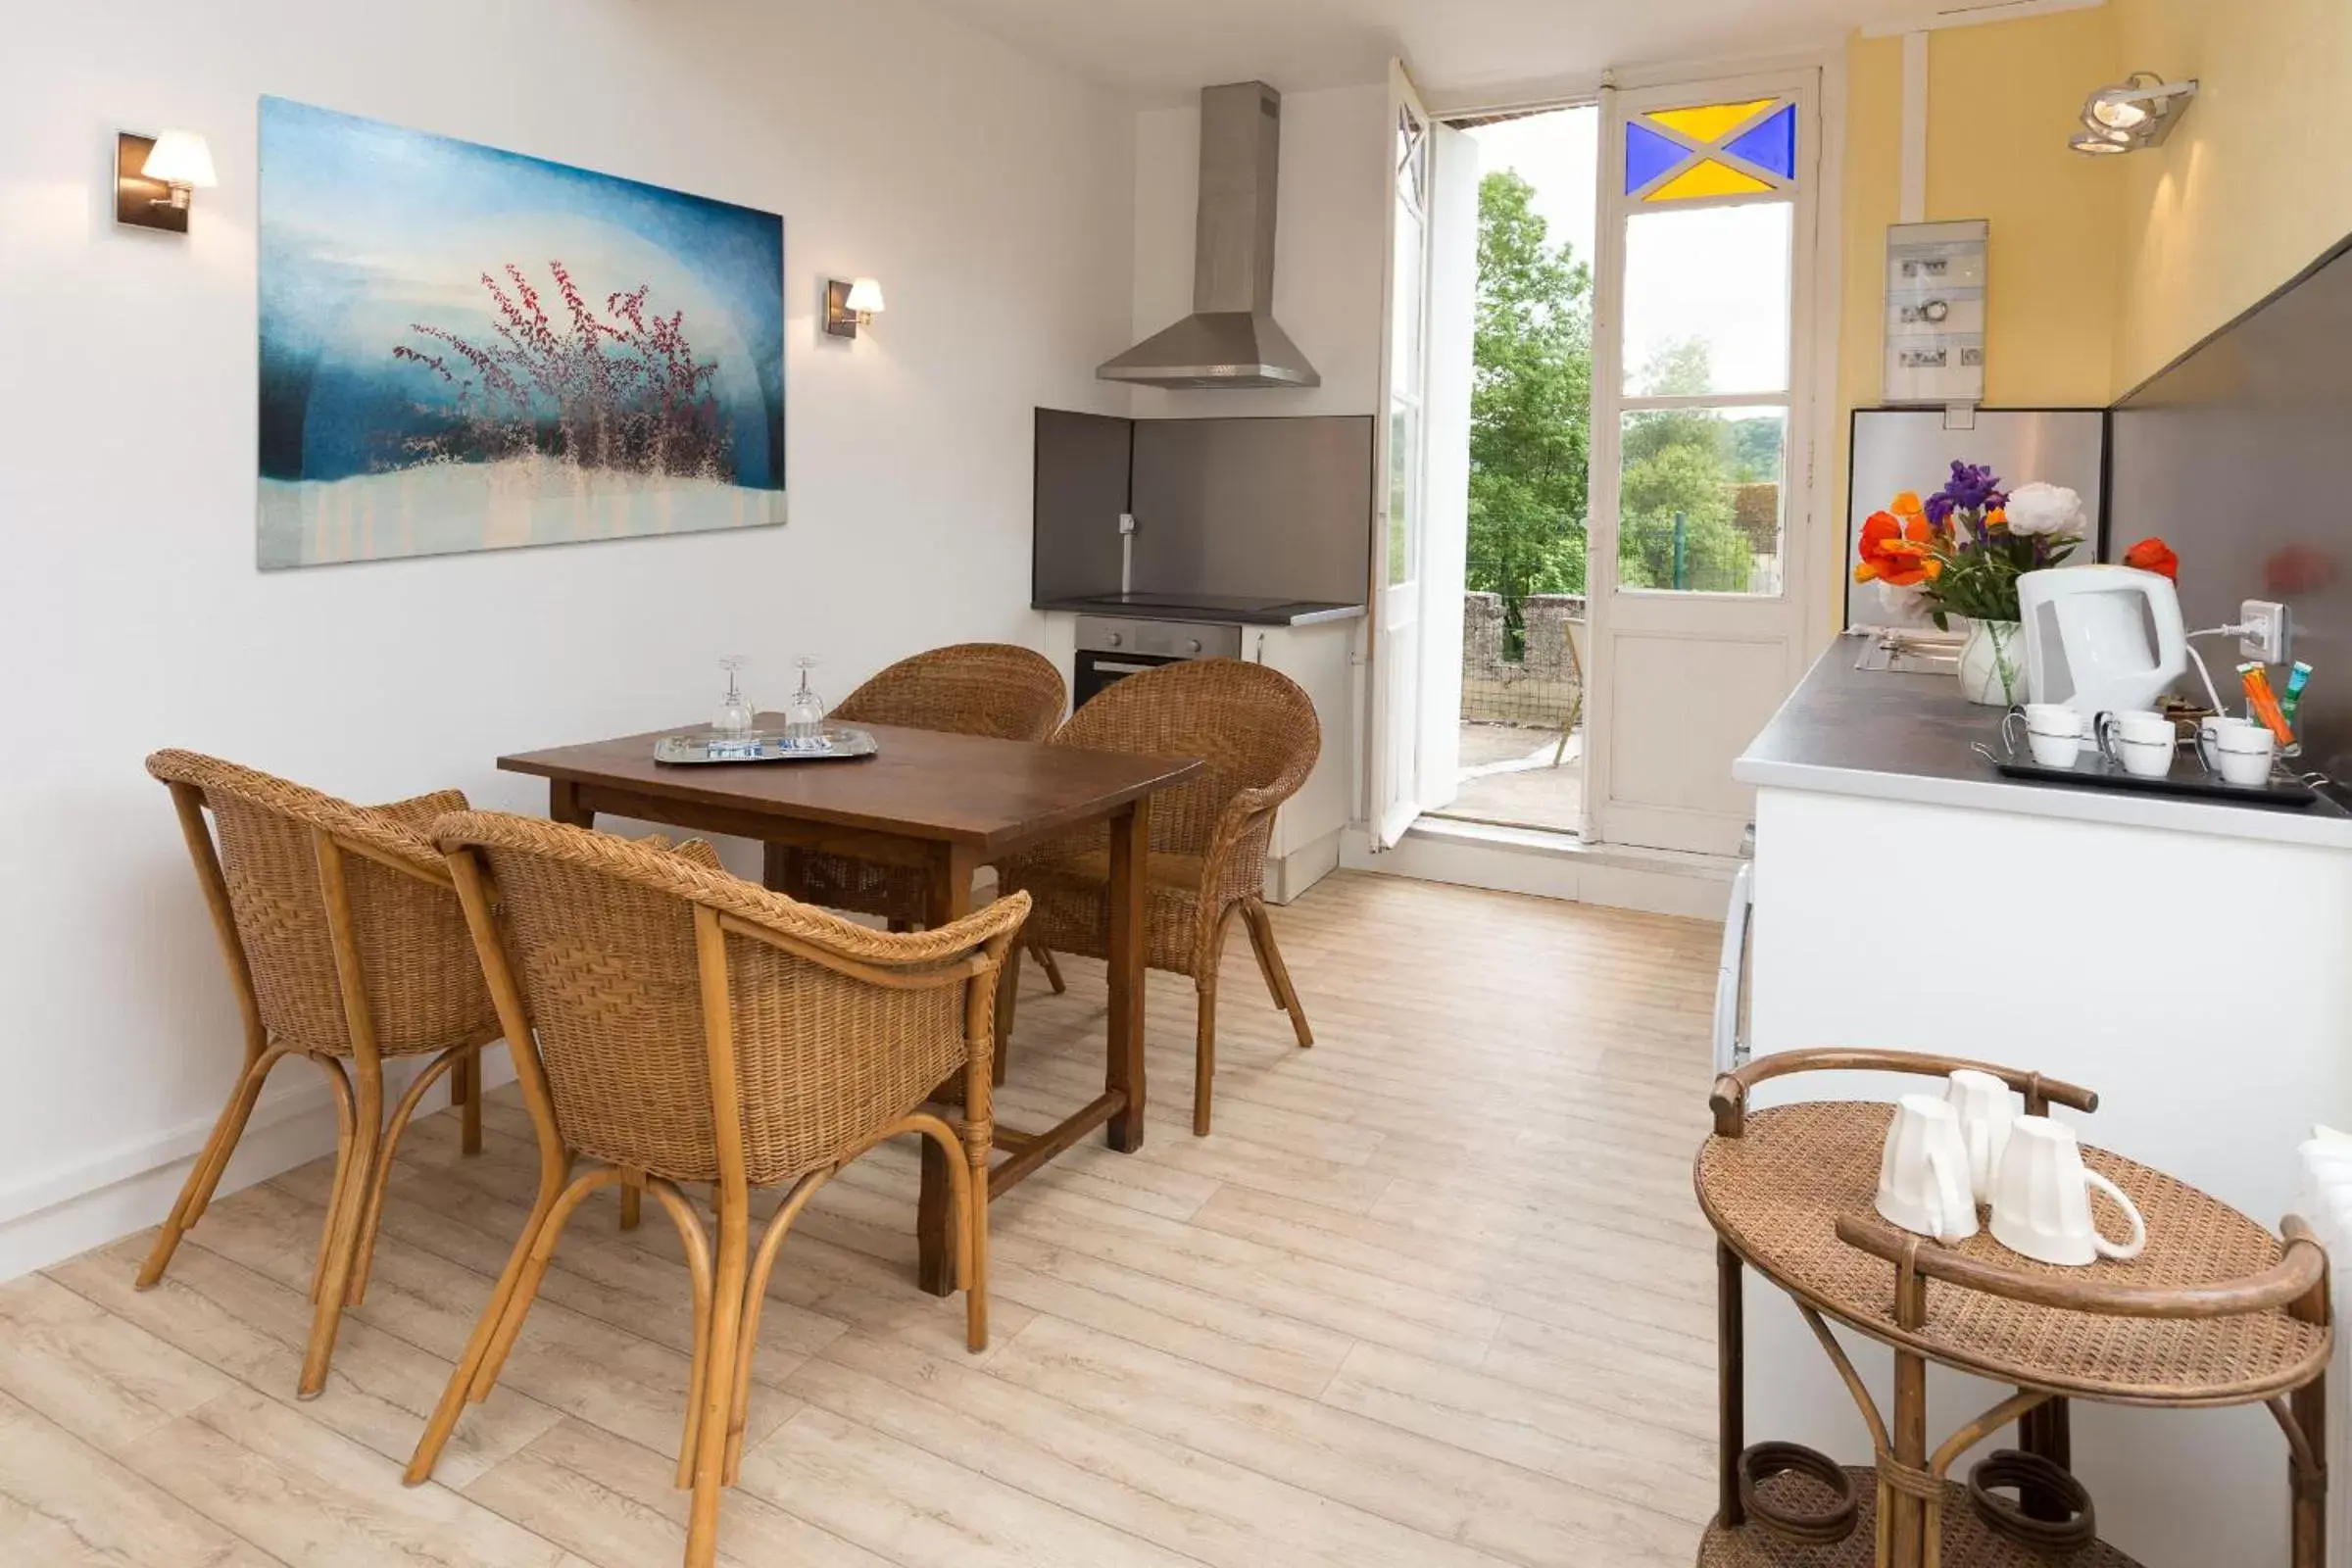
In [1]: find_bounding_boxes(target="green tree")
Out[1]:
[1613,338,1764,592]
[1468,170,1592,637]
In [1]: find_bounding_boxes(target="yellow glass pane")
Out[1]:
[1644,159,1775,202]
[1647,99,1776,145]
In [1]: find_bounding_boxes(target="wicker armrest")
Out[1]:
[1710,1049,2099,1138]
[1835,1211,2328,1321]
[369,788,471,832]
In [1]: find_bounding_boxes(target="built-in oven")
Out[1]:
[1072,615,1243,708]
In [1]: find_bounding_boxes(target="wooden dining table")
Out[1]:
[498,715,1201,1296]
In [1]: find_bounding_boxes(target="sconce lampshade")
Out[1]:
[141,130,219,189]
[2069,73,2196,156]
[844,277,886,316]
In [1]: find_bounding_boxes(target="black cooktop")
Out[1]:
[1034,592,1365,627]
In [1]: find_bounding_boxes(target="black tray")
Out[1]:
[1990,752,2317,808]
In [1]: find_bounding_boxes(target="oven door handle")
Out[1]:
[1086,659,1160,676]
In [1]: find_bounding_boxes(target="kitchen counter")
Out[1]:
[1736,633,2352,850]
[1736,635,2352,1568]
[1033,592,1365,627]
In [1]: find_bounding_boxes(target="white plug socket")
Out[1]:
[2239,599,2290,664]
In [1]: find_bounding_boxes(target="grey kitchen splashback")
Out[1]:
[1034,409,1373,608]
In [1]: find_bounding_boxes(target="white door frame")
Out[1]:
[1368,59,1436,849]
[1583,65,1837,855]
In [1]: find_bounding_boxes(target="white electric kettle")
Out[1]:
[2017,565,2188,717]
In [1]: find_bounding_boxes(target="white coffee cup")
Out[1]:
[1943,1068,2016,1206]
[2098,708,2174,747]
[2003,706,2084,768]
[2111,736,2175,779]
[2198,716,2278,788]
[1876,1095,1980,1244]
[1988,1115,2146,1266]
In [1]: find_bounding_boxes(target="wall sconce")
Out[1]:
[2069,73,2198,156]
[824,277,886,339]
[116,129,219,232]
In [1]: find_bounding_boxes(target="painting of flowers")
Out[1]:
[258,98,785,568]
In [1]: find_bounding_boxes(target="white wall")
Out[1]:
[0,0,1135,1277]
[1126,84,1389,419]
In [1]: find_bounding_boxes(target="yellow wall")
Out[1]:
[1834,11,2121,554]
[2109,0,2352,391]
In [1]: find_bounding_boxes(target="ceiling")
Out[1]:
[918,0,2026,105]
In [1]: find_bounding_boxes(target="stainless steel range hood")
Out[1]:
[1098,81,1320,390]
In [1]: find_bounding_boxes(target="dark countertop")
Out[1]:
[1034,593,1366,627]
[1735,635,2352,850]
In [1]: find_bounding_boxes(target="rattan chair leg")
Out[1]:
[1031,942,1065,994]
[620,1185,642,1232]
[1241,900,1312,1048]
[1193,976,1219,1138]
[687,1185,751,1568]
[347,1045,468,1306]
[405,1149,573,1486]
[469,1163,628,1403]
[299,1058,380,1398]
[140,1044,299,1289]
[308,1057,359,1305]
[646,1180,716,1492]
[722,1168,836,1486]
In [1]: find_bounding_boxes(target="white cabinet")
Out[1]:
[1249,621,1353,903]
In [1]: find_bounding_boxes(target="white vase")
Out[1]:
[1958,618,2025,707]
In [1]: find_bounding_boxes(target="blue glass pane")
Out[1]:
[1624,122,1686,195]
[1724,104,1796,179]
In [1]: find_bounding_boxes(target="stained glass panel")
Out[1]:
[1624,122,1688,196]
[1646,99,1775,144]
[1646,160,1773,202]
[1724,104,1797,179]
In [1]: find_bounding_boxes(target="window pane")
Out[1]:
[1389,400,1419,585]
[1620,202,1792,395]
[1392,198,1424,389]
[1615,407,1785,596]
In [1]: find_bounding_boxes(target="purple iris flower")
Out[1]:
[1925,491,1955,527]
[1928,460,2008,532]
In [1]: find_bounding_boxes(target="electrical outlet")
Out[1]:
[2240,599,2290,664]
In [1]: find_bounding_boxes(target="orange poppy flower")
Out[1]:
[2125,536,2180,580]
[1854,511,1943,588]
[1891,491,1926,523]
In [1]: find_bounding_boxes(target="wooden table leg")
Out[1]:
[549,779,591,829]
[916,844,979,1298]
[1105,800,1150,1153]
[1719,1241,1745,1529]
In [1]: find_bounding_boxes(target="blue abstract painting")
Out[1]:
[258,98,785,568]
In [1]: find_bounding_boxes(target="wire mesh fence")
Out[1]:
[1463,557,1583,731]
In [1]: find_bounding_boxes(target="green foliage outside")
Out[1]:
[1468,170,1785,634]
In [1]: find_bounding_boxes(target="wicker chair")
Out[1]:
[1000,659,1318,1137]
[139,751,502,1397]
[406,811,1024,1568]
[768,642,1065,925]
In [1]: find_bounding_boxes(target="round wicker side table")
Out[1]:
[1695,1049,2331,1568]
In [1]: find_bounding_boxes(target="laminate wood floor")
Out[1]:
[0,870,1723,1568]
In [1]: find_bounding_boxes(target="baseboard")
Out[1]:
[0,1044,515,1284]
[1263,827,1344,906]
[1341,819,1734,919]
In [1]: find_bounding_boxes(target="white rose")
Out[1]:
[2005,481,2085,538]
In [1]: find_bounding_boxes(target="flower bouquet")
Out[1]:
[1855,462,2086,705]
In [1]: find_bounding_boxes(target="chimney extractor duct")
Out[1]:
[1098,81,1320,390]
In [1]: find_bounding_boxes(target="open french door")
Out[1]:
[1368,61,1475,848]
[1583,71,1826,855]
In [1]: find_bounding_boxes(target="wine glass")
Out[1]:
[784,657,827,750]
[713,657,755,737]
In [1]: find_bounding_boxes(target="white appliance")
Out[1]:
[2018,564,2188,716]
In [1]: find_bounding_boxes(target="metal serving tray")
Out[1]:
[653,726,878,765]
[1985,745,2318,809]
